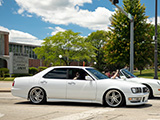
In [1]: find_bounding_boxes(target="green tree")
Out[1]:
[86,30,108,71]
[34,30,96,66]
[103,0,154,72]
[158,24,160,67]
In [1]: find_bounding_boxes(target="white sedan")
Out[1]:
[12,66,149,107]
[119,69,160,98]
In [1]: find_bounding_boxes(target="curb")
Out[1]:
[0,89,11,92]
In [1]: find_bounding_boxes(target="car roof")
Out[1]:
[34,66,94,77]
[49,66,94,69]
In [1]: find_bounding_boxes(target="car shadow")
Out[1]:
[151,96,160,100]
[15,101,152,108]
[124,103,152,109]
[15,101,103,108]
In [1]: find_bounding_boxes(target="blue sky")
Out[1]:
[0,0,159,45]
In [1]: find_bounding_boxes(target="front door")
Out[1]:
[66,68,96,100]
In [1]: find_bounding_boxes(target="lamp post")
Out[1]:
[109,0,134,74]
[154,0,158,79]
[59,55,62,66]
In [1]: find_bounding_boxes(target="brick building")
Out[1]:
[0,30,43,70]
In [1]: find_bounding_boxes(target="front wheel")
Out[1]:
[104,90,124,107]
[29,87,46,104]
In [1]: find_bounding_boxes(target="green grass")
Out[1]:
[134,69,160,79]
[0,77,15,81]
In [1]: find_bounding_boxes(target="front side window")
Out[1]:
[43,68,67,79]
[121,69,136,78]
[86,68,109,80]
[68,68,88,80]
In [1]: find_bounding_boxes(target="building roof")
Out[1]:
[9,41,41,47]
[0,31,9,35]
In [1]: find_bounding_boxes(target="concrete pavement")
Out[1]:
[0,81,12,92]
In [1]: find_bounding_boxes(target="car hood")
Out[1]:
[101,78,146,88]
[128,77,160,83]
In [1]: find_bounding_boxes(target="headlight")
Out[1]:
[131,87,142,93]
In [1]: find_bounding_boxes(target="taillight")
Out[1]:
[12,81,15,87]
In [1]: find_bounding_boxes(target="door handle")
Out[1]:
[40,81,47,84]
[68,82,76,85]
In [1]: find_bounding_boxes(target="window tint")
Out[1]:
[68,68,89,80]
[121,69,136,78]
[43,68,67,79]
[86,68,109,80]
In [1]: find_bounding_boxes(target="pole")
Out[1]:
[109,0,134,73]
[154,0,158,79]
[130,18,134,74]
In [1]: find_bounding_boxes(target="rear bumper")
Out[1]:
[11,87,28,99]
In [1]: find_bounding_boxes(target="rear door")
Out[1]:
[40,68,67,99]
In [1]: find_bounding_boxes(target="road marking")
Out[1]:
[50,108,115,120]
[0,113,4,118]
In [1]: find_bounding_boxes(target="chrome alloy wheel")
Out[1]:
[105,90,123,107]
[29,87,46,104]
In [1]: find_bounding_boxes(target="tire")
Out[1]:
[145,85,154,99]
[104,89,124,107]
[29,87,46,104]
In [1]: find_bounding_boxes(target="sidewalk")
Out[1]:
[0,81,12,92]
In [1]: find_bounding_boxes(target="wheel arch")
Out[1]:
[27,86,47,100]
[142,83,153,98]
[102,88,126,106]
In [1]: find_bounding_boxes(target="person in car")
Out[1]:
[73,72,80,80]
[111,70,120,79]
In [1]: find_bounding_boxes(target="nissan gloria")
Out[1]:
[12,66,149,107]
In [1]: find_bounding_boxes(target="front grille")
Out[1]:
[143,87,149,93]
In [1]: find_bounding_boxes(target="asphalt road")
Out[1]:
[0,92,160,120]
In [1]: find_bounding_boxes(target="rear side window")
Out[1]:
[43,68,67,79]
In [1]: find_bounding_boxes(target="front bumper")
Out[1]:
[125,93,149,106]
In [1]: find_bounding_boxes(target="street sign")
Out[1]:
[9,52,29,74]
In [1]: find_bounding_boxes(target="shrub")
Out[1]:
[38,66,47,72]
[0,68,9,78]
[29,67,38,75]
[11,74,32,77]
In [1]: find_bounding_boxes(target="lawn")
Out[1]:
[134,69,160,79]
[0,77,15,81]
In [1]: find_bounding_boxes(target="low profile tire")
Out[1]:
[29,87,46,104]
[104,89,124,107]
[145,85,154,99]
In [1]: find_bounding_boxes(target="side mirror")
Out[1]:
[85,76,93,81]
[120,76,126,80]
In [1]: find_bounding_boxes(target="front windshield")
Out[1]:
[86,68,109,80]
[121,69,136,78]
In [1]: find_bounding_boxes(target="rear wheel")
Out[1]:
[104,89,124,107]
[29,87,46,104]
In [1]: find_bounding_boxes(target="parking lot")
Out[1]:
[0,92,160,120]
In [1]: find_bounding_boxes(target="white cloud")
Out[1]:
[147,17,160,24]
[0,0,3,6]
[48,27,66,36]
[0,26,43,46]
[15,0,113,31]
